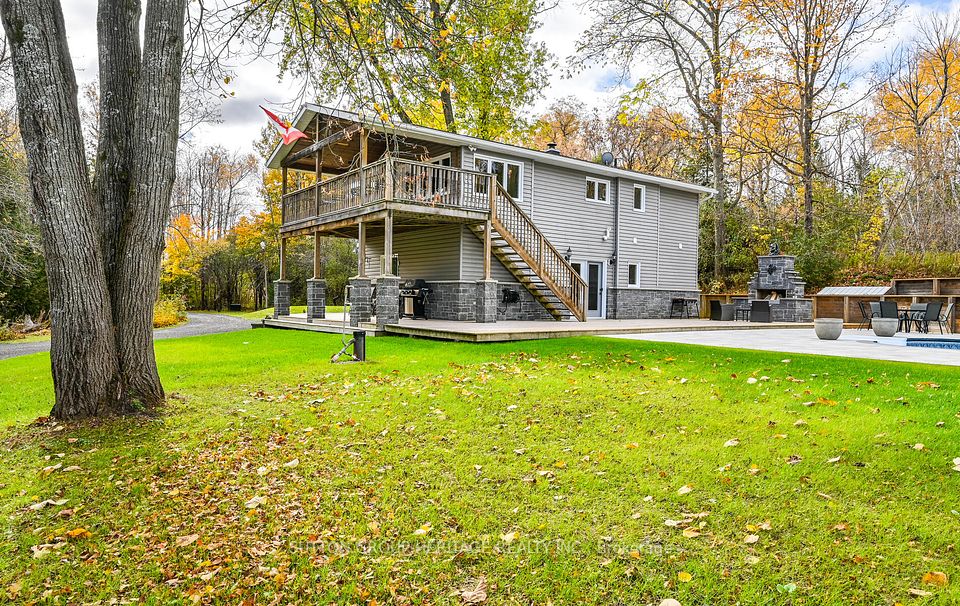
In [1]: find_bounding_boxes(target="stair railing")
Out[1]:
[490,183,587,321]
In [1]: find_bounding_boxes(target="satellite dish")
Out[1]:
[601,151,615,166]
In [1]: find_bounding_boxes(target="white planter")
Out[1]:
[872,317,899,337]
[814,318,843,340]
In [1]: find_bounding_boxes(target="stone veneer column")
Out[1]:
[348,277,373,327]
[475,280,498,323]
[375,275,400,328]
[272,280,291,318]
[306,279,326,321]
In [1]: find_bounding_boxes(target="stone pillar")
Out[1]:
[306,279,326,321]
[273,280,291,318]
[348,277,373,327]
[375,275,400,328]
[476,280,498,323]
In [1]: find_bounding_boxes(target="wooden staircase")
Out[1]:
[469,183,587,321]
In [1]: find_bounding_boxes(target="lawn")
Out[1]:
[1,330,958,604]
[214,305,345,320]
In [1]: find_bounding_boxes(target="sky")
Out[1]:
[58,0,959,155]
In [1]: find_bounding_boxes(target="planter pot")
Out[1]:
[872,317,899,337]
[814,318,843,340]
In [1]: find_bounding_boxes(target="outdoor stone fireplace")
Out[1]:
[735,254,813,322]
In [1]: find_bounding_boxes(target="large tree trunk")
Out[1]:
[113,0,186,407]
[1,0,187,418]
[0,0,122,417]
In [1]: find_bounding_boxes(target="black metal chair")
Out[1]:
[750,300,771,323]
[940,303,955,334]
[856,301,877,330]
[913,302,943,334]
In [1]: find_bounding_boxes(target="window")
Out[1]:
[628,263,640,287]
[431,153,452,167]
[586,177,610,203]
[633,184,646,212]
[475,156,522,201]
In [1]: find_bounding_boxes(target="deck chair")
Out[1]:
[914,302,942,334]
[939,303,955,334]
[856,301,876,330]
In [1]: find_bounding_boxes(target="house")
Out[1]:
[265,105,713,326]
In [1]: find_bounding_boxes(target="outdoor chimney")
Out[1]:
[544,142,561,155]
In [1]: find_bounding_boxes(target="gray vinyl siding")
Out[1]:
[616,180,660,289]
[364,225,461,280]
[460,146,534,215]
[459,225,517,282]
[656,187,700,290]
[529,161,617,269]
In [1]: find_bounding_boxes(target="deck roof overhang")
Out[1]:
[266,104,717,196]
[279,201,489,238]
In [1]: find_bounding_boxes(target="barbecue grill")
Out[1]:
[399,279,430,319]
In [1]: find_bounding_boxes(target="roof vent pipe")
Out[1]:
[544,142,561,155]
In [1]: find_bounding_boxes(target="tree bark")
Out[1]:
[0,0,122,417]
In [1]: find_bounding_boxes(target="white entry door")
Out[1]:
[571,261,605,318]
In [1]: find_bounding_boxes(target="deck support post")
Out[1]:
[306,279,326,322]
[357,221,367,277]
[273,279,291,318]
[348,277,373,327]
[278,237,287,280]
[476,280,498,323]
[312,232,322,279]
[375,275,400,328]
[483,219,492,281]
[383,210,394,276]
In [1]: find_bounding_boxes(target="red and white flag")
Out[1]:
[260,105,307,146]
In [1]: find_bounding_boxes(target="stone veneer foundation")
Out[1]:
[605,288,701,319]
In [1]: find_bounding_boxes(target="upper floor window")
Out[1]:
[586,177,610,203]
[634,185,646,212]
[475,156,522,201]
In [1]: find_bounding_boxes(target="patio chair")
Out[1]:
[913,302,943,334]
[856,301,877,330]
[709,300,734,321]
[903,303,927,333]
[879,301,898,319]
[749,300,771,323]
[939,303,955,334]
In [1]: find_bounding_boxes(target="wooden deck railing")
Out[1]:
[281,157,494,225]
[491,183,587,321]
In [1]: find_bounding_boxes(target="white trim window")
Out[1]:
[586,177,610,203]
[633,184,646,212]
[475,155,523,201]
[627,263,640,287]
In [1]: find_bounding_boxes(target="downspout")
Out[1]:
[614,178,620,289]
[529,160,535,221]
[656,186,661,288]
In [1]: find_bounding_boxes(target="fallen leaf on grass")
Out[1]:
[65,527,91,540]
[682,528,700,538]
[677,484,693,495]
[922,571,949,587]
[28,499,68,511]
[909,588,933,597]
[723,438,740,447]
[500,531,517,544]
[283,458,300,468]
[913,443,925,451]
[175,534,199,548]
[460,577,487,604]
[413,522,432,536]
[953,457,960,472]
[827,456,842,464]
[744,534,759,544]
[746,377,758,385]
[659,600,682,606]
[786,455,802,465]
[244,495,266,509]
[40,463,62,477]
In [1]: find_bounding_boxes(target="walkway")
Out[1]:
[606,328,960,367]
[0,313,250,361]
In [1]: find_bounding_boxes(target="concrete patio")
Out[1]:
[606,328,960,366]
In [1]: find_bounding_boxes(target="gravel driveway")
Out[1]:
[0,313,250,361]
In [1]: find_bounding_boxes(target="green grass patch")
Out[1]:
[1,331,958,604]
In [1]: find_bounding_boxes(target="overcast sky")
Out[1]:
[58,0,958,155]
